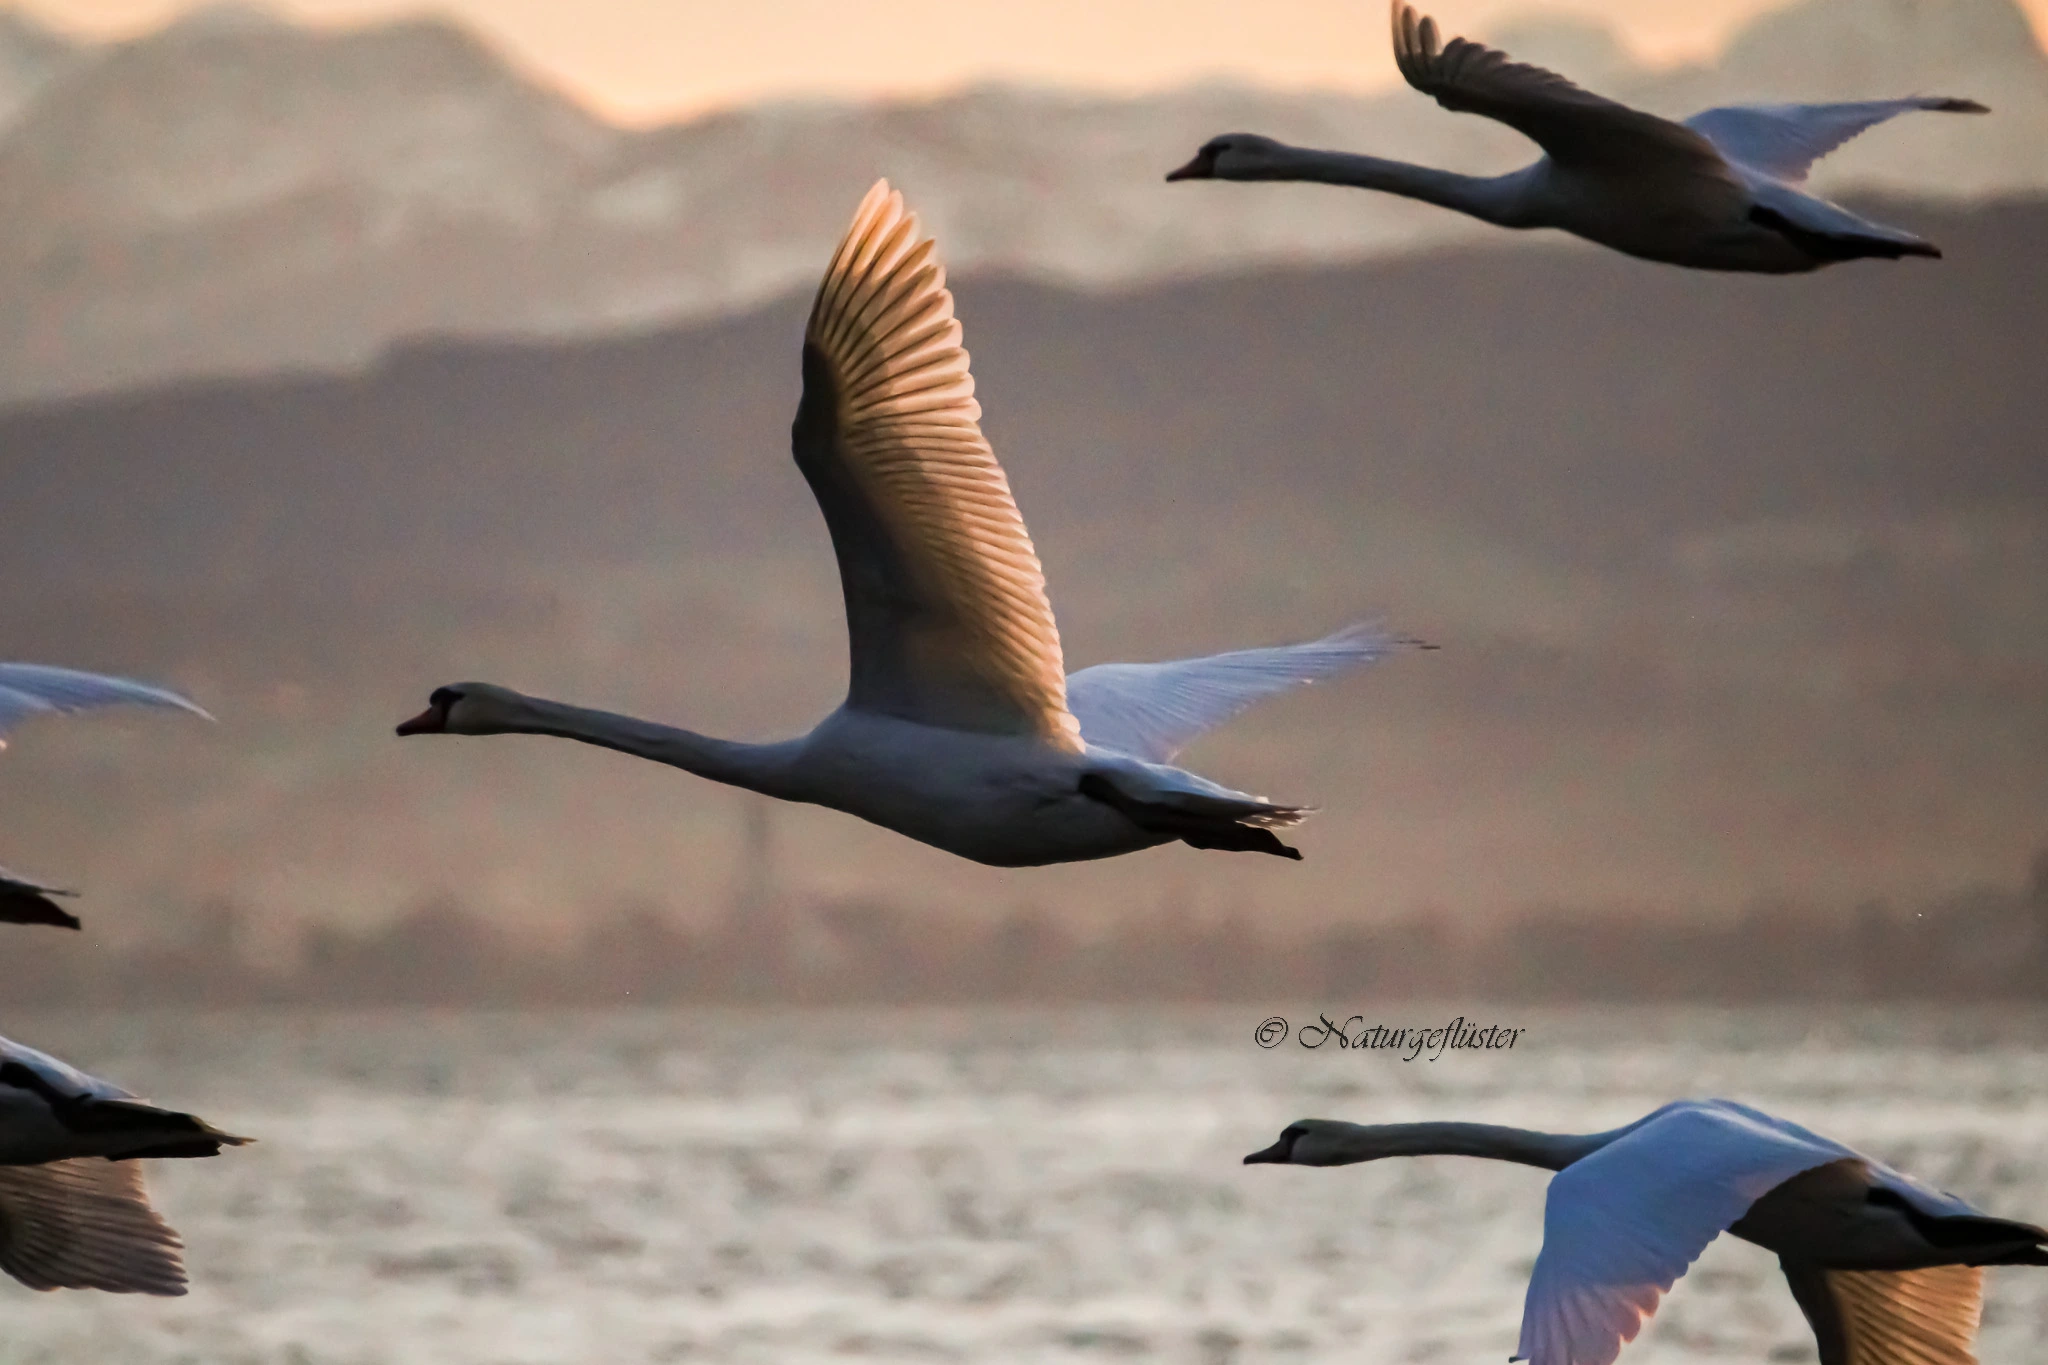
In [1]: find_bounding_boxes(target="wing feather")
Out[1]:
[0,1159,188,1296]
[0,663,210,744]
[1828,1266,1983,1365]
[793,181,1078,746]
[1065,622,1414,763]
[1684,99,1988,184]
[1391,2,1722,172]
[1517,1101,1849,1365]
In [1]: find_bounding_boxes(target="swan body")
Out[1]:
[0,663,212,929]
[0,1035,251,1296]
[399,182,1422,865]
[1167,3,1989,273]
[1247,1100,2047,1365]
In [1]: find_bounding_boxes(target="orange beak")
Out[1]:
[394,704,443,737]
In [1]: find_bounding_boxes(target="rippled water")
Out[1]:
[3,1006,2047,1364]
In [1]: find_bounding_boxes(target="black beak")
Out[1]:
[1165,153,1212,182]
[1243,1137,1293,1164]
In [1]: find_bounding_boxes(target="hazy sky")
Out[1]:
[26,0,2048,123]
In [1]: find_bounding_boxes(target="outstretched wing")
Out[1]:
[0,1159,188,1296]
[1391,2,1722,172]
[0,664,211,745]
[1517,1101,1850,1365]
[792,180,1081,749]
[1685,99,1988,184]
[1782,1260,1983,1365]
[1064,622,1415,763]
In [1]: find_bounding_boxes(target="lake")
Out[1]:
[3,1005,2046,1364]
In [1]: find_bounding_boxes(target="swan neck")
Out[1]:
[497,695,797,797]
[1314,1121,1614,1171]
[1255,147,1531,225]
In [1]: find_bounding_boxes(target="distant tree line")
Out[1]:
[4,847,2046,1009]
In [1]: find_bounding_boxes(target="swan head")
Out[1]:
[1242,1119,1359,1166]
[395,683,528,737]
[1166,133,1287,182]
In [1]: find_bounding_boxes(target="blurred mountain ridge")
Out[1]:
[0,0,2041,403]
[0,196,2041,927]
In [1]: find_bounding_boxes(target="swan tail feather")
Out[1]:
[1747,203,1939,261]
[1078,772,1311,860]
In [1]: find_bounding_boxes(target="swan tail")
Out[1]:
[0,892,82,930]
[0,869,81,930]
[1078,771,1312,860]
[69,1100,255,1160]
[1747,202,1939,261]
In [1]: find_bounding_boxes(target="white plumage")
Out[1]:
[0,663,211,929]
[1245,1100,2044,1365]
[399,180,1423,865]
[1166,2,1988,273]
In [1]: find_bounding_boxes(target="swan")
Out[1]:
[0,663,213,929]
[1166,2,1989,272]
[397,180,1424,865]
[0,1033,252,1296]
[1245,1100,2048,1365]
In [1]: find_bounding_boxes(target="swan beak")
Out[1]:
[395,704,443,737]
[1243,1138,1292,1164]
[1165,150,1218,182]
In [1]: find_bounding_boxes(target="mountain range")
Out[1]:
[0,195,2040,933]
[0,0,2042,403]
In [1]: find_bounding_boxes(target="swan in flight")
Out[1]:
[1166,2,1988,272]
[398,180,1422,865]
[0,1034,252,1295]
[1245,1101,2047,1365]
[0,664,212,929]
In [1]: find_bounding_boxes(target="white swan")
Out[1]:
[397,180,1423,865]
[0,1034,252,1296]
[1166,2,1988,272]
[1245,1101,2048,1365]
[0,663,212,929]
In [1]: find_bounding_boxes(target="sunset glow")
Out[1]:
[24,0,2048,124]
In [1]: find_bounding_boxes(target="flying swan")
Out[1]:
[0,1033,252,1296]
[397,180,1422,864]
[0,663,212,929]
[1245,1100,2048,1365]
[1166,2,1989,272]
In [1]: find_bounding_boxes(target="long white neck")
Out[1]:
[479,694,803,799]
[1240,145,1537,227]
[1307,1120,1623,1171]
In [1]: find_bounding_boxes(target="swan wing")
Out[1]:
[792,181,1081,749]
[0,664,211,744]
[1684,99,1988,185]
[0,1035,135,1103]
[1782,1261,1982,1365]
[0,1159,188,1295]
[1391,2,1722,172]
[1065,621,1412,763]
[1517,1100,1851,1365]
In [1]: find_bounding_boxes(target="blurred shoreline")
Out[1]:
[6,843,2045,1008]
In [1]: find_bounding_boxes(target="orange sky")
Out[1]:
[22,0,2048,123]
